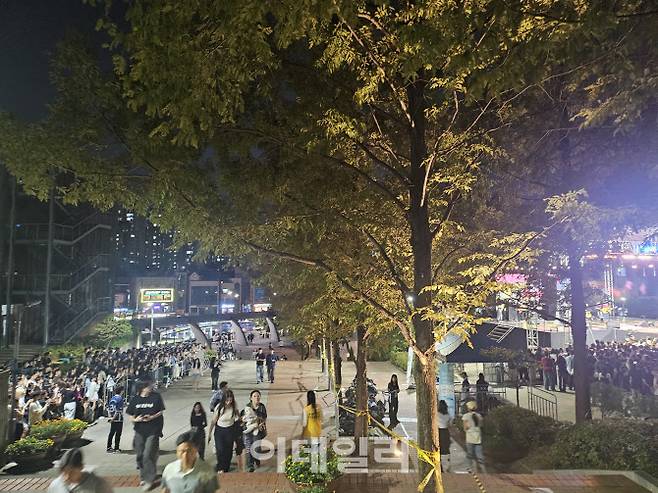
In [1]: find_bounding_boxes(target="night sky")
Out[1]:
[0,0,100,121]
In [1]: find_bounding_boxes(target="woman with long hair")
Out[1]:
[302,390,322,442]
[438,399,452,472]
[387,374,400,427]
[242,390,267,472]
[190,358,202,391]
[208,390,239,472]
[190,402,208,460]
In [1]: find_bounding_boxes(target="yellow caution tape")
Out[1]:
[332,368,486,493]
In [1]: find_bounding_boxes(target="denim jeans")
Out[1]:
[244,432,259,470]
[256,365,264,383]
[465,442,486,473]
[133,433,159,483]
[543,370,555,391]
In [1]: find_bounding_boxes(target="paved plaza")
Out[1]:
[0,339,653,492]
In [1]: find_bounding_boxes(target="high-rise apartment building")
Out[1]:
[113,209,196,275]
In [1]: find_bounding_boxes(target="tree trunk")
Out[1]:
[407,81,442,491]
[354,325,368,440]
[569,250,591,423]
[333,340,343,386]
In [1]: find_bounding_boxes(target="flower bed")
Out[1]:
[30,418,88,444]
[284,448,340,492]
[5,437,54,464]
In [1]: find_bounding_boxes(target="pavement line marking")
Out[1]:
[399,421,410,439]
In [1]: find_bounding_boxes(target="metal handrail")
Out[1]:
[8,255,110,293]
[453,383,508,416]
[14,221,111,244]
[49,297,112,344]
[527,385,558,420]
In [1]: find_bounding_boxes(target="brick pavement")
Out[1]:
[0,472,649,492]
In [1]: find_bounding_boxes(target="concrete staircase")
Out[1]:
[0,345,43,366]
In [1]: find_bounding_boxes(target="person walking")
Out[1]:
[301,390,322,442]
[438,399,452,472]
[190,402,208,461]
[126,378,165,491]
[242,390,267,472]
[255,349,266,384]
[48,448,114,493]
[209,381,228,412]
[190,359,202,392]
[106,385,124,453]
[161,431,219,493]
[209,358,220,391]
[265,349,277,383]
[462,401,486,474]
[208,390,240,473]
[387,374,400,428]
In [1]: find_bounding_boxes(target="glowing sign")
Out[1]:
[140,288,174,304]
[639,243,658,254]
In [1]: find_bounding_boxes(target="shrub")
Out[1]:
[5,437,54,458]
[591,382,658,419]
[29,418,86,440]
[590,382,625,417]
[284,449,340,486]
[483,405,562,463]
[29,419,69,440]
[64,419,88,435]
[548,419,658,477]
[389,351,409,371]
[298,486,329,493]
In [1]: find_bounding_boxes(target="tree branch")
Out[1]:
[361,228,412,313]
[353,139,409,185]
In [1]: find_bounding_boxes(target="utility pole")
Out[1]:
[150,303,155,346]
[3,176,16,348]
[43,179,55,347]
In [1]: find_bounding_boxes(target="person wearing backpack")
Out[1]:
[462,400,486,473]
[106,386,124,453]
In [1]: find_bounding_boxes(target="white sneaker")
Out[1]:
[141,483,153,491]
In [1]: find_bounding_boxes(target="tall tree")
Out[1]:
[4,2,655,489]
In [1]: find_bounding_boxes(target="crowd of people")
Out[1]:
[7,341,205,442]
[4,331,321,492]
[531,339,658,395]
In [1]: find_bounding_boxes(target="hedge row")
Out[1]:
[483,406,563,463]
[482,404,658,478]
[389,351,409,371]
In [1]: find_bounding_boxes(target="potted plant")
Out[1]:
[5,437,54,466]
[29,419,68,450]
[284,448,340,493]
[63,419,88,443]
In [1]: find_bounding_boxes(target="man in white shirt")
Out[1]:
[161,431,218,493]
[462,400,486,473]
[565,351,575,391]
